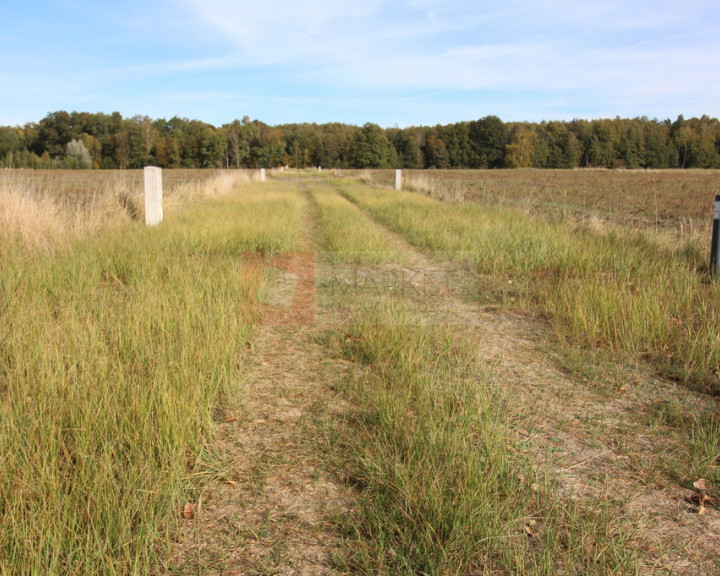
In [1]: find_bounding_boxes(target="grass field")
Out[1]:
[1,167,719,574]
[0,171,294,572]
[338,172,720,392]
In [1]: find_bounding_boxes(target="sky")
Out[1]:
[1,0,719,128]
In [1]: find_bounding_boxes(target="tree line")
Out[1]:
[1,110,719,170]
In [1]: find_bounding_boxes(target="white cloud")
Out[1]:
[172,0,720,95]
[177,0,384,62]
[4,0,720,125]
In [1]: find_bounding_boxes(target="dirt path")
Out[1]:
[169,183,357,575]
[171,176,720,575]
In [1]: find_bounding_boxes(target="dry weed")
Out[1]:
[0,169,254,254]
[357,169,372,183]
[403,172,466,203]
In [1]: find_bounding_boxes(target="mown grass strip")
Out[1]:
[0,181,302,574]
[310,182,400,263]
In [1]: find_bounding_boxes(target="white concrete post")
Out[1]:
[395,169,402,191]
[143,166,163,226]
[260,168,266,182]
[318,166,322,172]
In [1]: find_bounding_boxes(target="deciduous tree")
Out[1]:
[349,123,396,168]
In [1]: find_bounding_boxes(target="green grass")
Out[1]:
[690,415,720,482]
[330,309,636,574]
[310,182,399,263]
[0,181,301,574]
[338,177,720,393]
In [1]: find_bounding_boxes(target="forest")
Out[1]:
[1,110,719,170]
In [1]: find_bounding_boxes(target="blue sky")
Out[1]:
[2,0,719,127]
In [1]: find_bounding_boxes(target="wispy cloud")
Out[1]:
[1,0,719,125]
[173,0,720,95]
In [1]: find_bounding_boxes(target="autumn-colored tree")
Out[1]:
[80,133,102,168]
[423,134,450,168]
[505,128,535,168]
[133,115,157,162]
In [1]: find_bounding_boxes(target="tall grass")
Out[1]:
[338,178,720,393]
[0,169,261,255]
[337,179,583,275]
[0,179,301,573]
[0,177,126,254]
[333,310,636,574]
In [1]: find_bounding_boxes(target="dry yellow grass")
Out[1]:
[0,179,127,253]
[0,169,260,254]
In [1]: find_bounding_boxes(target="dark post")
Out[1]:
[711,195,720,277]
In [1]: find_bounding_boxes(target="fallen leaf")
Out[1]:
[699,494,709,514]
[693,478,709,492]
[690,490,715,514]
[182,503,195,519]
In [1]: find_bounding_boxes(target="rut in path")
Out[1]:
[171,176,720,575]
[171,323,357,574]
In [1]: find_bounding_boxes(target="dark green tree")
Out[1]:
[223,117,260,168]
[537,122,580,168]
[348,123,396,168]
[643,121,671,168]
[468,115,508,168]
[0,127,23,167]
[200,128,227,168]
[440,122,471,168]
[33,111,75,158]
[389,128,423,168]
